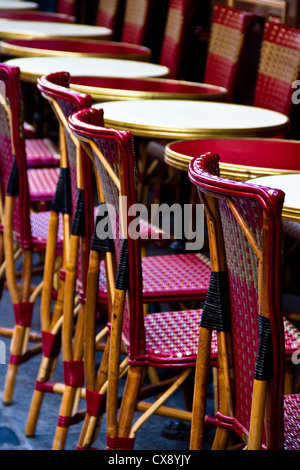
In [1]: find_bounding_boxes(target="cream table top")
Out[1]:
[247,174,300,222]
[0,1,38,9]
[0,19,112,40]
[5,56,170,82]
[93,100,289,139]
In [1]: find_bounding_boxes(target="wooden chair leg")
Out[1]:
[117,366,144,438]
[52,385,80,450]
[190,327,212,450]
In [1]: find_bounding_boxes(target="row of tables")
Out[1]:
[0,8,297,221]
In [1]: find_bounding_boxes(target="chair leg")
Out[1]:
[3,238,34,404]
[25,243,66,435]
[118,366,144,439]
[190,327,212,450]
[105,365,143,450]
[52,384,81,450]
[78,336,110,449]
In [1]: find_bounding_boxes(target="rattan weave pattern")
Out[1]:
[283,393,300,449]
[254,21,300,115]
[144,309,217,363]
[204,4,254,101]
[27,167,59,201]
[121,0,150,45]
[219,195,262,432]
[25,138,60,167]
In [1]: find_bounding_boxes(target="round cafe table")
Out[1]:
[0,11,76,23]
[5,57,170,82]
[70,76,227,102]
[164,137,300,177]
[1,38,152,61]
[0,20,112,41]
[246,173,300,222]
[94,100,289,139]
[93,100,289,209]
[0,1,38,9]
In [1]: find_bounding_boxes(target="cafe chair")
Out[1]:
[26,73,212,449]
[252,20,300,249]
[24,71,96,450]
[253,20,300,118]
[158,0,198,80]
[0,64,64,405]
[143,3,255,206]
[25,71,163,450]
[56,0,78,17]
[67,107,220,450]
[188,152,300,450]
[96,0,122,40]
[204,3,256,103]
[120,0,152,45]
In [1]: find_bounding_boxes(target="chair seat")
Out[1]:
[144,309,217,367]
[24,121,36,139]
[25,138,60,167]
[28,167,59,201]
[97,252,211,302]
[283,318,300,358]
[29,210,64,251]
[283,220,300,243]
[284,393,300,450]
[143,314,300,369]
[141,253,211,301]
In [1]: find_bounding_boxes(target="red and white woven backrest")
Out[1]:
[254,21,300,115]
[159,0,198,79]
[204,4,255,102]
[96,0,121,30]
[121,0,151,45]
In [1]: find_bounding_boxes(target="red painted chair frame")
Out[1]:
[188,152,300,450]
